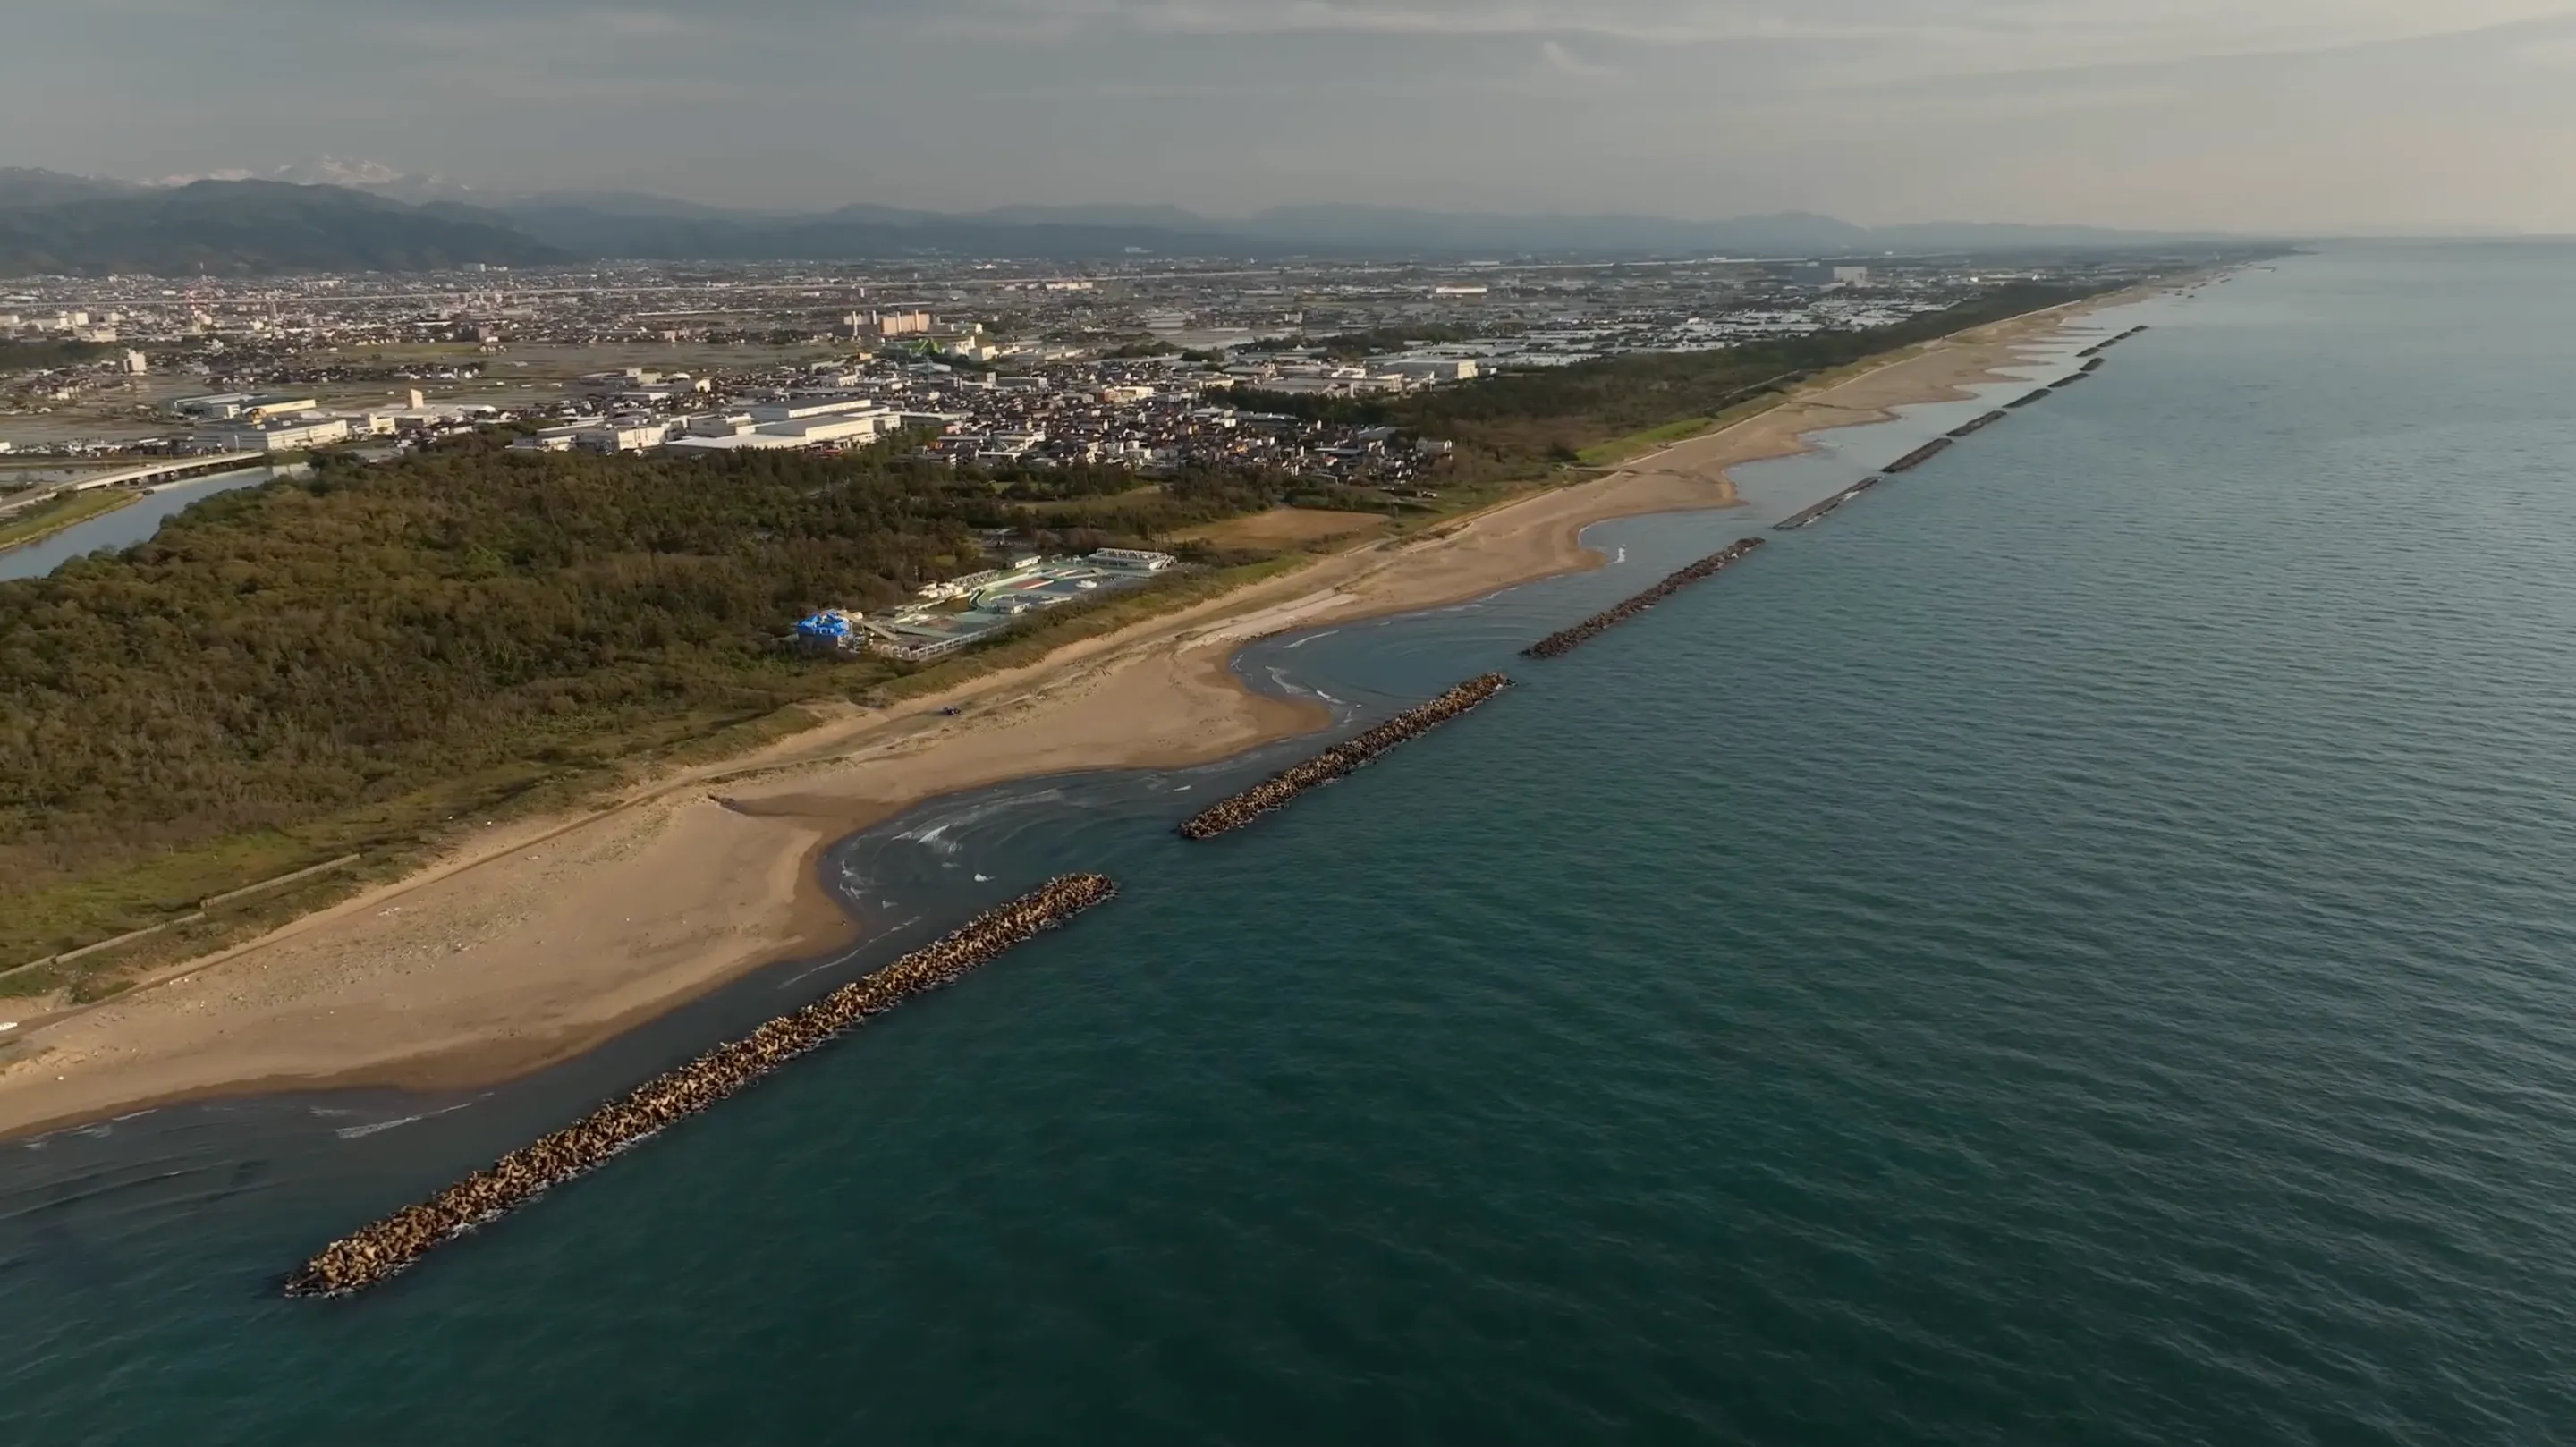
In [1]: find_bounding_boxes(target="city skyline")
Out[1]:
[11,0,2576,233]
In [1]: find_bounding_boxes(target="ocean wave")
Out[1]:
[781,918,925,987]
[334,1101,476,1141]
[894,789,1069,856]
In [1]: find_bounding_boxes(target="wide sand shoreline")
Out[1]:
[0,295,2124,1139]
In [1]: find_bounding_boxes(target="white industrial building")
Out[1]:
[171,392,318,422]
[1381,358,1479,383]
[663,406,893,454]
[586,421,670,453]
[199,416,352,453]
[663,396,894,450]
[512,419,674,453]
[745,394,886,424]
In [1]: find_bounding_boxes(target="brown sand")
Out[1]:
[0,299,2101,1138]
[1175,507,1394,550]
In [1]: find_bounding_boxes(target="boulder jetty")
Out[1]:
[1178,674,1512,840]
[284,873,1122,1299]
[1881,436,1954,474]
[1523,537,1767,658]
[1776,477,1883,531]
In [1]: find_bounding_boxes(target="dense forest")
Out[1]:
[0,442,1279,929]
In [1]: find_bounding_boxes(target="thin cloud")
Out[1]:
[920,0,2576,71]
[590,8,691,38]
[1538,39,1626,81]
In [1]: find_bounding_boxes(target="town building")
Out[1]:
[199,416,352,452]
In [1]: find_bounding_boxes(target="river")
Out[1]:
[0,464,292,581]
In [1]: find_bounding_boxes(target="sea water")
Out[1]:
[5,244,2576,1443]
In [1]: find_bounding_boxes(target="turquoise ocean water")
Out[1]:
[7,245,2576,1443]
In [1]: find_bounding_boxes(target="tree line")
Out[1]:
[1231,283,2110,461]
[0,439,1277,893]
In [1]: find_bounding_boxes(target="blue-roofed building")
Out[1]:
[792,608,866,654]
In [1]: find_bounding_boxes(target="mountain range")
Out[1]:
[0,163,2254,277]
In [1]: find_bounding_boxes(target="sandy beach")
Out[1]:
[0,300,2098,1138]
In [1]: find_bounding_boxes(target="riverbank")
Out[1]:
[0,487,141,553]
[0,294,2112,1138]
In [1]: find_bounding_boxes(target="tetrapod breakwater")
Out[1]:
[1780,316,2148,529]
[2074,324,2150,359]
[1523,538,1767,658]
[284,874,1122,1299]
[1882,436,1955,474]
[1177,674,1512,840]
[1776,476,1883,531]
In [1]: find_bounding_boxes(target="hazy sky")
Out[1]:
[12,0,2576,231]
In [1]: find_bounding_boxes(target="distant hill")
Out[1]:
[0,180,566,277]
[147,156,485,206]
[0,160,2254,272]
[0,168,148,208]
[970,203,1214,230]
[487,195,2245,262]
[489,199,1251,263]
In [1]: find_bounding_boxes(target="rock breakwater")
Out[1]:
[1523,538,1766,659]
[1883,437,1955,474]
[1177,674,1512,840]
[1776,315,2150,532]
[2074,324,2148,359]
[1776,477,1883,531]
[284,874,1122,1299]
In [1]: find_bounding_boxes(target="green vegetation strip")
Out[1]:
[0,487,140,552]
[1573,371,1810,466]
